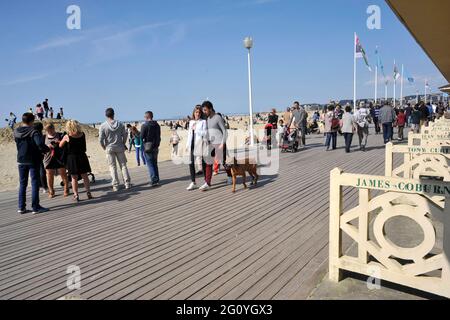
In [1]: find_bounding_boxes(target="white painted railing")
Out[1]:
[329,168,450,298]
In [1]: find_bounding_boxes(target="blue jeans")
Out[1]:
[325,132,337,150]
[144,149,160,184]
[136,146,146,166]
[343,133,353,153]
[18,164,40,211]
[382,122,393,143]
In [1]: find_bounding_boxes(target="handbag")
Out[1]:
[144,141,154,153]
[331,117,340,130]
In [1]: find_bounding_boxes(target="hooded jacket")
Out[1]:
[99,119,127,153]
[14,126,50,165]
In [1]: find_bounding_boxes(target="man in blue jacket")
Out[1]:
[14,113,50,214]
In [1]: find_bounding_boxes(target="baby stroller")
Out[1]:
[281,128,300,153]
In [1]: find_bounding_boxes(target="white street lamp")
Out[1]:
[244,36,255,146]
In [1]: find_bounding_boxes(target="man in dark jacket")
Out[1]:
[418,102,429,127]
[404,103,413,126]
[14,113,50,214]
[141,111,161,187]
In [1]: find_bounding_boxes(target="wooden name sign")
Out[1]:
[329,168,450,299]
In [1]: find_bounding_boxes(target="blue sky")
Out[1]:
[0,0,446,124]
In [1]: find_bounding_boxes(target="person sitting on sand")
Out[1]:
[14,112,50,215]
[99,108,131,192]
[60,120,93,202]
[43,123,69,198]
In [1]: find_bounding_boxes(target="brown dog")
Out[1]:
[229,158,258,193]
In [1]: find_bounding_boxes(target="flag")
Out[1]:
[393,63,400,81]
[355,34,372,71]
[425,81,430,89]
[375,46,386,77]
[403,66,414,84]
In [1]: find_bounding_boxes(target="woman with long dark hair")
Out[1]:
[186,105,207,190]
[44,123,69,198]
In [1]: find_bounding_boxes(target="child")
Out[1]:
[169,129,181,157]
[277,120,287,147]
[396,109,406,141]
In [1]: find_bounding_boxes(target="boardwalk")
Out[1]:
[0,131,398,300]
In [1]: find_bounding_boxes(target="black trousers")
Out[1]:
[374,118,380,134]
[39,162,48,190]
[189,147,206,183]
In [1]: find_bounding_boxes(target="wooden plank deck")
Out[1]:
[0,130,399,300]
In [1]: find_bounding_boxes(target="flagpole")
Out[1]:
[353,32,357,112]
[375,65,378,105]
[400,64,404,107]
[385,81,388,102]
[393,60,396,109]
[425,79,427,104]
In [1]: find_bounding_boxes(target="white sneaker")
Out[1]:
[186,182,197,191]
[199,183,210,191]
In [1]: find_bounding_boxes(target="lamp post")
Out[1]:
[244,36,255,146]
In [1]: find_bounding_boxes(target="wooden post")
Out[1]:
[358,188,370,264]
[385,142,393,177]
[329,168,343,282]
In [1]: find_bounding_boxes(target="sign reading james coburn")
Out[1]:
[355,177,450,196]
